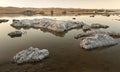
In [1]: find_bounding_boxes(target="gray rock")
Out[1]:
[80,34,117,49]
[12,19,40,27]
[13,47,49,64]
[8,31,22,38]
[11,18,85,32]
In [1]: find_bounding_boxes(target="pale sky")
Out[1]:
[0,0,120,9]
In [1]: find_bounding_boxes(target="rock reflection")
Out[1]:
[40,28,68,37]
[10,26,81,37]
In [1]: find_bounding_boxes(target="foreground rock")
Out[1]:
[91,23,109,29]
[75,30,119,49]
[8,31,22,38]
[11,18,85,32]
[80,34,117,49]
[13,47,49,64]
[0,19,9,23]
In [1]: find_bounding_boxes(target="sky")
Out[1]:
[0,0,120,9]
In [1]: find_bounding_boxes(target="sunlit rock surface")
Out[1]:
[80,34,117,49]
[11,18,85,32]
[75,30,119,49]
[13,47,49,64]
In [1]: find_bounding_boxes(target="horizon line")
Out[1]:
[0,6,120,10]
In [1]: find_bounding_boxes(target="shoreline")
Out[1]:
[0,7,120,16]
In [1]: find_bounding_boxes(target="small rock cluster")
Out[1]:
[11,18,110,33]
[8,31,22,38]
[11,18,85,32]
[75,30,120,49]
[13,47,49,64]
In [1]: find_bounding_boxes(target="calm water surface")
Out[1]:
[0,15,120,72]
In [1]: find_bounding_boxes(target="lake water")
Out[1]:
[0,15,120,72]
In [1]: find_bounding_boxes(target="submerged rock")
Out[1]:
[80,34,117,49]
[8,31,22,38]
[75,30,120,49]
[0,19,9,23]
[91,23,109,29]
[13,47,49,64]
[12,19,40,27]
[11,18,85,32]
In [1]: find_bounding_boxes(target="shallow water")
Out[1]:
[0,15,120,72]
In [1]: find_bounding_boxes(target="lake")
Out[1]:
[0,15,120,72]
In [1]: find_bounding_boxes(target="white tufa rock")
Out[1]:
[75,30,119,49]
[11,18,85,32]
[13,47,49,64]
[12,19,40,27]
[80,34,117,50]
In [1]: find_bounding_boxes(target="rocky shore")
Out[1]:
[75,30,120,49]
[11,18,85,32]
[10,18,120,50]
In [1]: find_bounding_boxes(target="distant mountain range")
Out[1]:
[0,7,119,16]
